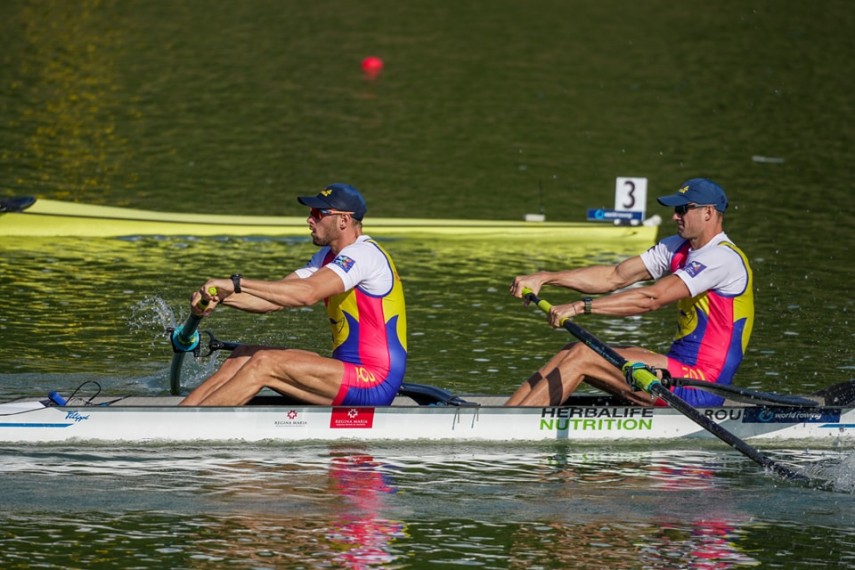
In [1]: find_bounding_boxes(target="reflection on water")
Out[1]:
[1,442,854,568]
[326,452,406,568]
[508,521,759,569]
[13,0,128,202]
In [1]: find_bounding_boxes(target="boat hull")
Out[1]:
[0,198,658,243]
[0,396,850,444]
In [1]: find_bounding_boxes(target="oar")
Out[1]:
[168,288,215,395]
[521,288,809,483]
[813,380,855,407]
[663,377,818,407]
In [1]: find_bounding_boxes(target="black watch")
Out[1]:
[231,274,242,294]
[583,297,593,315]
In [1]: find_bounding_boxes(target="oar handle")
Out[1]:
[524,290,560,322]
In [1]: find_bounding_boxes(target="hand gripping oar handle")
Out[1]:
[521,288,810,483]
[170,288,216,353]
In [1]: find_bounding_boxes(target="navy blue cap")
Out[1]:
[657,178,728,212]
[297,183,368,220]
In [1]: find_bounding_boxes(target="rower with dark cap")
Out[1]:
[181,183,407,406]
[507,178,754,407]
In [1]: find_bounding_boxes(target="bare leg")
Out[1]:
[179,345,256,406]
[506,342,667,406]
[506,344,576,405]
[182,346,348,406]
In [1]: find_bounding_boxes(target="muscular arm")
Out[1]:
[511,255,653,298]
[200,268,345,314]
[545,274,691,326]
[585,274,690,316]
[510,254,692,326]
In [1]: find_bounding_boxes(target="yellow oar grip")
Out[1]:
[196,286,218,309]
[621,362,659,393]
[522,287,568,325]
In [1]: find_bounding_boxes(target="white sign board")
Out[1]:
[614,177,647,218]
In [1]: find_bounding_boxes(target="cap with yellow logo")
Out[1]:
[297,183,368,220]
[657,178,728,212]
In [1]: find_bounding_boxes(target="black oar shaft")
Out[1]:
[667,377,817,407]
[522,289,808,483]
[528,295,624,366]
[649,383,805,480]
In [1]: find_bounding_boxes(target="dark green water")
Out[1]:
[1,1,854,567]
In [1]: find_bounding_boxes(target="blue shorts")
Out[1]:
[332,362,403,406]
[658,358,726,407]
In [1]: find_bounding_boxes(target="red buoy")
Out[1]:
[361,56,383,78]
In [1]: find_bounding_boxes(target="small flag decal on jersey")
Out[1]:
[684,260,707,277]
[333,255,356,272]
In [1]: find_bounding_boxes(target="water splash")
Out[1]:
[803,450,855,494]
[127,295,232,393]
[128,296,178,334]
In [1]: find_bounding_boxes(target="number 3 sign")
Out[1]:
[615,177,647,218]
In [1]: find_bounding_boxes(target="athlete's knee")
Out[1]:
[228,344,262,359]
[561,342,594,363]
[245,347,287,370]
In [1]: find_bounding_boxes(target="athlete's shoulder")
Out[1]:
[706,233,748,261]
[334,236,369,256]
[714,232,747,253]
[643,234,688,261]
[305,246,333,267]
[653,234,689,252]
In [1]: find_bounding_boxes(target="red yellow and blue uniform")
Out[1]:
[640,232,754,406]
[296,236,407,405]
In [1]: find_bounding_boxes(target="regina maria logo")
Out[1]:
[330,407,375,429]
[274,409,307,427]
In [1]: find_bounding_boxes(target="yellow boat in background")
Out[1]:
[0,196,659,244]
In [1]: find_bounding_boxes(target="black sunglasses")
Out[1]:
[309,207,354,220]
[674,203,710,216]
